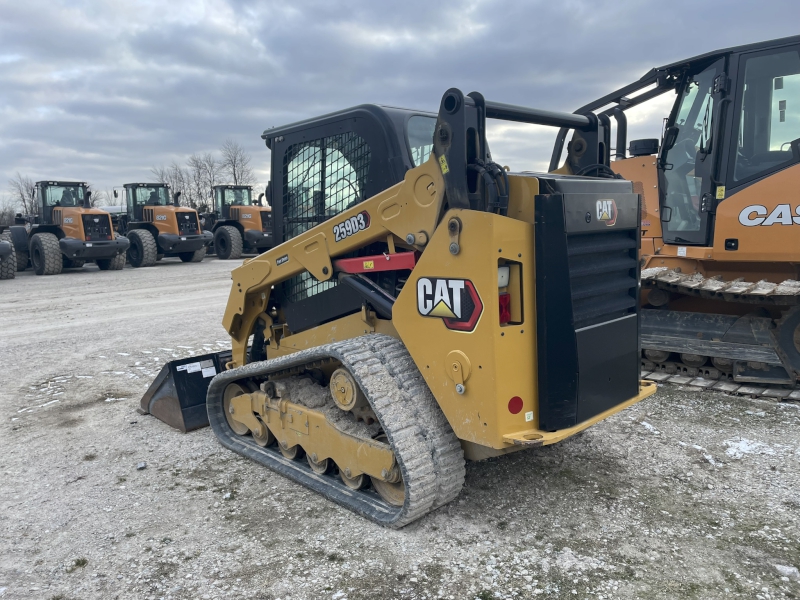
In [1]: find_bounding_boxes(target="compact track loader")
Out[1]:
[111,183,212,267]
[0,229,15,280]
[203,185,273,259]
[549,35,800,387]
[140,88,655,527]
[9,181,129,275]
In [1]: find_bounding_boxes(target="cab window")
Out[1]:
[734,48,800,183]
[282,132,371,242]
[134,187,169,206]
[45,185,85,207]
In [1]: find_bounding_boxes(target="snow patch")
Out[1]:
[724,438,775,459]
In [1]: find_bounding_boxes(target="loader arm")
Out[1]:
[222,156,446,367]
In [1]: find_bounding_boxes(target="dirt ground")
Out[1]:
[1,258,799,600]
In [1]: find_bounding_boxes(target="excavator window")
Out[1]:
[733,48,800,184]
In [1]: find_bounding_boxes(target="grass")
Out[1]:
[65,557,88,573]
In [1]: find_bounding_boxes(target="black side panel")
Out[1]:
[575,314,638,422]
[283,283,364,332]
[535,185,640,431]
[534,195,579,431]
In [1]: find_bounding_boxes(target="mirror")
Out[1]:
[660,205,672,223]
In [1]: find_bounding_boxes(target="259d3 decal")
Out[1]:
[417,277,483,332]
[333,211,370,242]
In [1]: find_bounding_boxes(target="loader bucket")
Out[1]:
[138,351,230,432]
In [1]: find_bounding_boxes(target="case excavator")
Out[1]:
[548,35,800,388]
[139,88,655,527]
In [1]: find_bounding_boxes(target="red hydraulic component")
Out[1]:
[333,252,417,274]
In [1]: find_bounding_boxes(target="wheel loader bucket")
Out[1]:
[138,351,229,432]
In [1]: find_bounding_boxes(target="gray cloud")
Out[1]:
[0,0,797,195]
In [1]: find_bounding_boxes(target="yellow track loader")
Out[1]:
[140,89,655,527]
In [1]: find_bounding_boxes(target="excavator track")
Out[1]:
[206,334,465,528]
[641,267,800,397]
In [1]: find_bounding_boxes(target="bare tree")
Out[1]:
[151,162,193,206]
[220,139,256,186]
[8,172,36,214]
[187,152,222,209]
[0,195,17,226]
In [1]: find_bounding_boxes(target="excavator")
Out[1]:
[140,88,655,527]
[548,35,800,390]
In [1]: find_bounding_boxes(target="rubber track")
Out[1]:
[207,334,464,527]
[365,335,465,509]
[0,232,15,280]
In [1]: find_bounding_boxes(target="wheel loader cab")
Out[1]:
[118,183,212,267]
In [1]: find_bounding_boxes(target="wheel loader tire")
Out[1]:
[127,229,157,267]
[97,253,126,271]
[0,232,15,280]
[62,256,86,269]
[214,226,242,260]
[30,233,63,276]
[15,248,28,272]
[179,247,206,263]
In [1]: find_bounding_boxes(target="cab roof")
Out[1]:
[261,104,435,150]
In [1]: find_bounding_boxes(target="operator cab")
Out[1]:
[124,183,171,221]
[262,105,436,247]
[36,181,87,224]
[215,185,254,219]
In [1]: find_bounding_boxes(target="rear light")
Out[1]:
[86,235,92,241]
[499,293,511,324]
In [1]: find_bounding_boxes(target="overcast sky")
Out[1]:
[0,0,797,200]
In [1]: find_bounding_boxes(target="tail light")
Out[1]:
[499,293,511,324]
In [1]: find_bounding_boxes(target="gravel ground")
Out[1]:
[1,258,800,600]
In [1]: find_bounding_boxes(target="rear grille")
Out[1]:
[82,214,113,241]
[260,211,272,233]
[567,231,637,329]
[176,212,200,235]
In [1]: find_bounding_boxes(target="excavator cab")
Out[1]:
[550,35,800,386]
